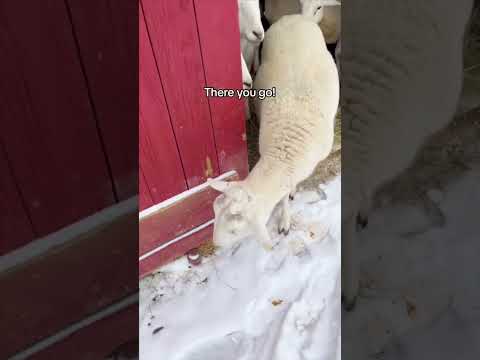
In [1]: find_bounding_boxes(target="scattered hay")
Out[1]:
[198,239,217,258]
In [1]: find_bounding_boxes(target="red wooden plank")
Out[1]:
[140,222,213,278]
[140,167,154,211]
[194,0,249,179]
[139,7,188,204]
[0,1,115,237]
[66,0,139,201]
[139,171,238,258]
[31,304,138,360]
[139,187,215,255]
[0,142,34,255]
[0,203,137,358]
[141,0,220,188]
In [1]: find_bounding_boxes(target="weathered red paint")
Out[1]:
[66,0,139,201]
[194,0,249,179]
[139,0,249,276]
[0,1,115,238]
[0,1,139,358]
[141,0,220,188]
[139,7,187,207]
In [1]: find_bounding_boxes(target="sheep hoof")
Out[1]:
[289,194,294,201]
[342,294,357,312]
[278,223,291,236]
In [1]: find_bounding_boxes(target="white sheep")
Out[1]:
[341,0,474,310]
[238,0,264,75]
[238,0,264,119]
[264,0,341,44]
[209,15,339,251]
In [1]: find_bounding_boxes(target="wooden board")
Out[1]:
[139,172,237,255]
[139,171,237,277]
[30,303,138,360]
[141,0,220,188]
[66,0,139,201]
[0,201,138,358]
[139,6,188,207]
[139,187,216,256]
[0,142,34,255]
[140,223,213,278]
[194,0,249,179]
[0,1,115,237]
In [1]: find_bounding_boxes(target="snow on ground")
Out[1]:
[139,176,341,360]
[342,166,480,359]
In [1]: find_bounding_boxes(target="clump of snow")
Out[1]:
[139,176,341,360]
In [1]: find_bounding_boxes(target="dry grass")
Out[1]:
[198,239,217,258]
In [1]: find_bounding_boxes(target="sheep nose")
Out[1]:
[252,30,264,41]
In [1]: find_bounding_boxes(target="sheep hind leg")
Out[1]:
[342,214,359,311]
[278,195,291,236]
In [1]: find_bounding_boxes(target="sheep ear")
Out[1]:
[208,179,237,193]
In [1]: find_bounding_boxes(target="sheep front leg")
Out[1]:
[342,214,359,311]
[278,195,291,235]
[254,220,277,251]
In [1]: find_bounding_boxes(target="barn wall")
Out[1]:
[139,0,247,211]
[138,0,248,273]
[0,1,138,255]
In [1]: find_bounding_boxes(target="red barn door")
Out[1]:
[139,0,248,277]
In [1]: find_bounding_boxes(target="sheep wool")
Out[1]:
[253,14,339,192]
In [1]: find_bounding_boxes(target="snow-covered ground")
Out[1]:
[343,166,480,359]
[139,176,341,360]
[139,164,480,360]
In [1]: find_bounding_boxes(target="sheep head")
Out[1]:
[238,0,264,43]
[209,179,255,249]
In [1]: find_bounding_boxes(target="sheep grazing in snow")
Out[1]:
[341,0,473,310]
[209,15,339,251]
